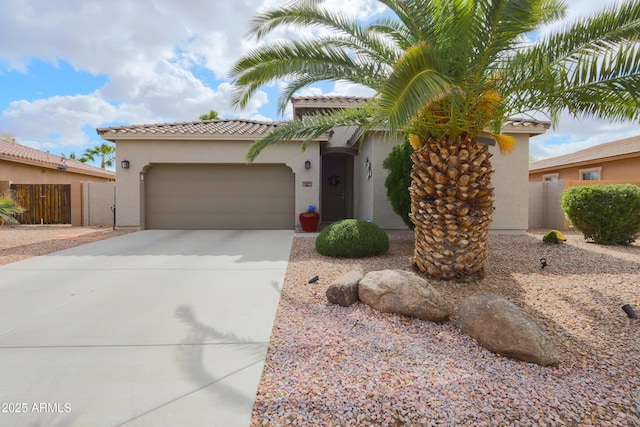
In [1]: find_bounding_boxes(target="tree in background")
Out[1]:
[199,110,219,120]
[80,143,115,169]
[230,0,640,280]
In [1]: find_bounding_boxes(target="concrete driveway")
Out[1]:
[0,230,293,427]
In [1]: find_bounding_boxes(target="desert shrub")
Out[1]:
[382,134,414,229]
[315,219,389,258]
[542,229,566,244]
[0,197,25,226]
[561,184,640,245]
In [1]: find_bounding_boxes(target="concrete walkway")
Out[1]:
[0,230,293,427]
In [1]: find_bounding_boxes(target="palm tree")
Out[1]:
[230,0,640,280]
[81,143,115,169]
[0,198,25,226]
[199,110,219,120]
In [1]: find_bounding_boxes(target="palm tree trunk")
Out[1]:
[409,136,494,280]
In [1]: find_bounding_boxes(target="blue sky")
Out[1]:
[1,0,638,167]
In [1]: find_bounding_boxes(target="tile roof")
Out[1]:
[503,118,550,133]
[0,138,115,178]
[530,134,640,171]
[97,119,286,139]
[291,96,369,104]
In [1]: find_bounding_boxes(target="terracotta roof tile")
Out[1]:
[0,138,115,178]
[97,119,286,138]
[530,134,640,171]
[291,96,369,104]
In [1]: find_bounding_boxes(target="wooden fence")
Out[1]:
[11,184,71,224]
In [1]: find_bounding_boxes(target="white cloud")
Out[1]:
[531,110,640,160]
[0,0,637,160]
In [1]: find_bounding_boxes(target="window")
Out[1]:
[579,167,602,181]
[543,173,559,182]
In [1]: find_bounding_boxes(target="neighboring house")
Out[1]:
[529,134,640,182]
[0,138,115,225]
[98,96,548,232]
[528,134,640,230]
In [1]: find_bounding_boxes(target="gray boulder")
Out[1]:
[358,269,449,322]
[326,271,363,307]
[458,293,560,366]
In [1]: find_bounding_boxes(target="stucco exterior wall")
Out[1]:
[354,136,374,222]
[357,133,532,232]
[1,160,114,226]
[114,138,320,229]
[370,135,410,229]
[489,134,530,233]
[529,156,640,182]
[82,181,116,227]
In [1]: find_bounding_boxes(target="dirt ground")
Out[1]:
[0,225,134,266]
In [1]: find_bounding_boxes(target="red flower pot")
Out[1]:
[299,213,320,232]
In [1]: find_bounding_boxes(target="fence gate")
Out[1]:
[10,184,71,224]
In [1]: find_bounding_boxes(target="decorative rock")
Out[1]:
[358,269,449,322]
[326,271,362,307]
[458,293,560,366]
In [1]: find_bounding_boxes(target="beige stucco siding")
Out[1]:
[371,135,410,229]
[529,156,640,182]
[489,134,530,233]
[0,160,114,226]
[114,138,320,229]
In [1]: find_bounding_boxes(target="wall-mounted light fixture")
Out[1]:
[121,160,130,169]
[305,160,311,170]
[365,157,372,179]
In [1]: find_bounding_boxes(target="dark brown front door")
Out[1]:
[321,153,353,222]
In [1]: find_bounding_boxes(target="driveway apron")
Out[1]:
[0,230,293,427]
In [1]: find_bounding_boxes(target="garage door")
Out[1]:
[145,164,294,229]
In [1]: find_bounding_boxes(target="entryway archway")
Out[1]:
[321,152,354,222]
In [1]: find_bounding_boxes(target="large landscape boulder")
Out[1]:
[326,271,363,307]
[458,293,560,366]
[358,269,449,322]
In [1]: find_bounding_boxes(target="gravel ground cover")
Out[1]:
[2,225,638,425]
[0,225,133,266]
[252,230,640,426]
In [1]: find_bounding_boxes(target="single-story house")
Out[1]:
[97,96,548,232]
[0,138,115,225]
[528,134,640,231]
[529,134,640,183]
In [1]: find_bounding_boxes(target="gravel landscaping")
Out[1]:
[2,225,638,425]
[252,230,640,426]
[0,225,132,266]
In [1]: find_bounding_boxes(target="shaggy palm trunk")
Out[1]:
[409,136,494,280]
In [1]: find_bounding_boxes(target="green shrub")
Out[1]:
[0,197,25,226]
[315,219,389,258]
[561,184,640,245]
[542,230,566,244]
[382,134,414,229]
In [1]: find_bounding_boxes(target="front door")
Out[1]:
[321,153,353,222]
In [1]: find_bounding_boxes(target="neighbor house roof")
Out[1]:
[0,138,115,179]
[529,134,640,172]
[97,119,292,141]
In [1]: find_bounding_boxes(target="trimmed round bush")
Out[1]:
[561,184,640,245]
[315,219,389,258]
[543,230,566,244]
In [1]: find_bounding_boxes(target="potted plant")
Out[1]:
[299,204,320,232]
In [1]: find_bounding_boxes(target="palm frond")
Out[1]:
[247,105,384,162]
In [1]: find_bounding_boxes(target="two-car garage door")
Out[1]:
[145,164,294,229]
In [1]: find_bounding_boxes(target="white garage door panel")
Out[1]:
[146,164,294,229]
